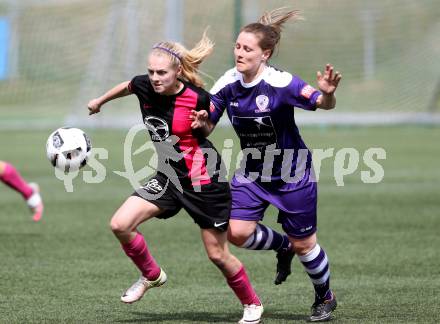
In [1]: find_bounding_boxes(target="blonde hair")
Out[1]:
[241,7,301,59]
[151,30,214,87]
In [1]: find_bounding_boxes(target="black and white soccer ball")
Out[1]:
[46,127,92,172]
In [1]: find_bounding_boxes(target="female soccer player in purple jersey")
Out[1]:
[191,8,341,322]
[0,160,43,221]
[87,32,263,324]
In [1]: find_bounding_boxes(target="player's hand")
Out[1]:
[87,98,102,115]
[190,110,208,129]
[317,64,342,95]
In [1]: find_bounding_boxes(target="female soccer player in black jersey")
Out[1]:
[87,32,263,324]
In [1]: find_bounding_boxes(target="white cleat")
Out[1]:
[27,183,43,222]
[121,269,167,304]
[238,303,264,324]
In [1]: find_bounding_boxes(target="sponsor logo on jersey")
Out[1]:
[230,101,239,107]
[300,85,316,99]
[143,116,169,141]
[143,178,163,194]
[253,117,272,128]
[143,103,152,109]
[255,95,270,113]
[231,115,278,149]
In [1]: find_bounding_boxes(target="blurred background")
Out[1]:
[0,0,439,128]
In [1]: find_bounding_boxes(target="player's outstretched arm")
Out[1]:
[190,110,215,137]
[316,64,342,110]
[88,81,131,115]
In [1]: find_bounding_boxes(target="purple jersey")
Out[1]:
[210,66,321,181]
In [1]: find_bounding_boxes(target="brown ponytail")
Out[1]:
[241,8,301,59]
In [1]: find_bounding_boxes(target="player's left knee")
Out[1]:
[291,235,317,256]
[207,250,228,269]
[294,244,314,256]
[110,218,131,236]
[227,229,249,247]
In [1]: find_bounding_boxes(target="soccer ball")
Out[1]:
[46,127,92,172]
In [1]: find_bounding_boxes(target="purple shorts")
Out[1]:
[230,169,317,238]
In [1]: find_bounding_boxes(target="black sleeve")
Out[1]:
[197,89,211,116]
[128,75,147,96]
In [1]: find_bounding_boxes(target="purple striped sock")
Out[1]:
[240,223,290,251]
[298,244,332,301]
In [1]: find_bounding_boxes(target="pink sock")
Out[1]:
[0,163,33,199]
[121,232,161,280]
[226,266,261,305]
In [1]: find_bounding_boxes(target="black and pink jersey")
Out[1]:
[128,75,222,186]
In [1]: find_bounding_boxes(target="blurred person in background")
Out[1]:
[191,8,341,322]
[87,31,263,324]
[0,160,43,221]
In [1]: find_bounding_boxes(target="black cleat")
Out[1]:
[310,293,337,322]
[274,248,295,285]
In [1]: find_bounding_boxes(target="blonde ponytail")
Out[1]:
[151,29,214,87]
[180,30,214,87]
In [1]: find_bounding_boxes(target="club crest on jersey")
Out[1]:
[144,116,169,141]
[255,95,270,113]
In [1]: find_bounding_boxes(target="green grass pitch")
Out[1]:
[0,126,439,323]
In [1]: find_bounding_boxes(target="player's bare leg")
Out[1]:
[202,228,263,324]
[111,197,167,303]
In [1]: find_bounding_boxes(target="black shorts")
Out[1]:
[132,173,231,231]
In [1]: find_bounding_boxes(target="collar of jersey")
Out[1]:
[238,66,268,88]
[173,80,187,96]
[167,79,187,97]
